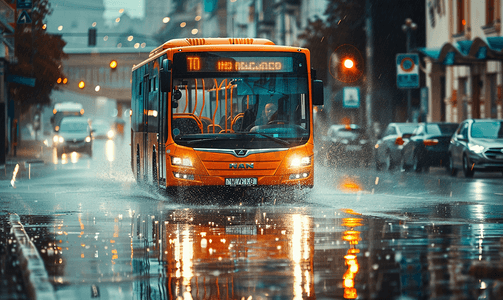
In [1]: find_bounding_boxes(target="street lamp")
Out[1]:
[402,18,417,121]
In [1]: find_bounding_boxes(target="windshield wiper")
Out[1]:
[178,135,240,145]
[177,133,291,146]
[249,132,291,146]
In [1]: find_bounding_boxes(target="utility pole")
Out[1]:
[402,18,417,122]
[365,0,373,139]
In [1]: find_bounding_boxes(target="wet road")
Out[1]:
[1,136,503,299]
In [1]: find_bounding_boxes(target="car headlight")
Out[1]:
[85,136,91,143]
[290,156,311,167]
[53,135,64,143]
[107,130,115,139]
[171,156,193,167]
[468,143,485,154]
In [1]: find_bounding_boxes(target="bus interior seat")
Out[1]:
[240,108,257,131]
[231,113,244,132]
[199,116,212,133]
[207,124,223,133]
[172,113,203,134]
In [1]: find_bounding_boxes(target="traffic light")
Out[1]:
[338,55,363,83]
[109,60,118,71]
[330,44,364,83]
[78,81,85,89]
[88,28,97,47]
[343,58,354,69]
[57,77,68,84]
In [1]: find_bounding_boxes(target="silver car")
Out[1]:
[374,122,419,171]
[448,119,503,177]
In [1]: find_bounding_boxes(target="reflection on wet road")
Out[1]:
[16,202,503,299]
[2,137,503,299]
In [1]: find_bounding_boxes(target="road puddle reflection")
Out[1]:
[129,206,503,299]
[10,202,503,299]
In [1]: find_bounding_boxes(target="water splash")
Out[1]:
[10,164,19,188]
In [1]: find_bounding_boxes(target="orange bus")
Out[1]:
[131,38,323,195]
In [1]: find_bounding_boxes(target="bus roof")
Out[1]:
[149,38,275,57]
[54,102,83,112]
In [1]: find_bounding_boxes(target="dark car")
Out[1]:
[448,119,503,177]
[52,116,93,158]
[319,124,372,167]
[374,122,419,171]
[401,122,459,172]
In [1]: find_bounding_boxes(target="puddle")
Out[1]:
[5,203,503,299]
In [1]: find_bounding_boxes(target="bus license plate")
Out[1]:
[225,178,257,186]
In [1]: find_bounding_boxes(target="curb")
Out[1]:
[9,214,57,300]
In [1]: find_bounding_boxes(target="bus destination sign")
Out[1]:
[186,56,293,73]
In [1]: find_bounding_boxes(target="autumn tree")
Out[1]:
[9,0,67,115]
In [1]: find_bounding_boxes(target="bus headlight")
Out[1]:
[290,156,311,167]
[171,156,193,167]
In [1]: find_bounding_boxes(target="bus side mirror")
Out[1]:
[312,80,324,106]
[160,59,172,93]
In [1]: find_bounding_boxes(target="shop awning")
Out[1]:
[416,36,503,65]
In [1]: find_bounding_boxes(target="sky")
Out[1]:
[103,0,144,19]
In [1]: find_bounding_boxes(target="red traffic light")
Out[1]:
[330,44,364,83]
[343,58,354,69]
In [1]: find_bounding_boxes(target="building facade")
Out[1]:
[421,0,503,122]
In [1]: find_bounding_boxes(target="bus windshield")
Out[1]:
[170,52,310,149]
[171,74,309,148]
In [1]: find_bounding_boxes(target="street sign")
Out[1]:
[7,75,36,87]
[17,10,32,24]
[343,87,360,108]
[396,53,419,89]
[16,0,32,9]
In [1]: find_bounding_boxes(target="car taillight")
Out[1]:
[423,139,439,146]
[395,137,404,145]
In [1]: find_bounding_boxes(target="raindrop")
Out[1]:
[372,264,379,270]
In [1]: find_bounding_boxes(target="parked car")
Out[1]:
[401,122,459,172]
[52,116,93,158]
[319,124,372,167]
[375,122,419,171]
[448,119,503,177]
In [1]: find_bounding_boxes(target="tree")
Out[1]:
[298,0,366,85]
[9,0,67,115]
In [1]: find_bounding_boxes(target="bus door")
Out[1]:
[142,74,149,181]
[158,86,167,185]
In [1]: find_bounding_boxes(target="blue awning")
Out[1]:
[416,47,441,60]
[415,37,503,65]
